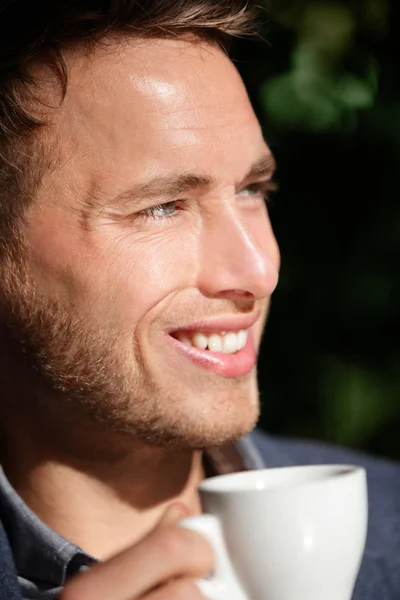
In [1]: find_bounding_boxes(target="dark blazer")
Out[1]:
[0,431,399,600]
[0,517,20,600]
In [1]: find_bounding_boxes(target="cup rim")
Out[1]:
[199,464,365,495]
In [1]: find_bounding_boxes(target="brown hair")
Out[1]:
[0,0,257,254]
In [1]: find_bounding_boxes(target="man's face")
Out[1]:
[8,37,280,448]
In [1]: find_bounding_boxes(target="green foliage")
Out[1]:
[234,0,400,459]
[319,357,398,445]
[262,1,383,132]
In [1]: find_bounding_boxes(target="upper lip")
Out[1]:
[168,310,261,335]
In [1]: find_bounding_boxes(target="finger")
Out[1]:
[140,578,205,600]
[157,503,190,528]
[61,526,213,600]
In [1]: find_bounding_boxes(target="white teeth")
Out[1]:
[237,329,248,351]
[223,332,238,354]
[176,329,249,354]
[192,333,208,350]
[208,334,223,353]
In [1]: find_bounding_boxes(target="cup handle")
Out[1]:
[179,515,247,600]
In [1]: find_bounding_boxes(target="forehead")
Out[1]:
[50,37,267,191]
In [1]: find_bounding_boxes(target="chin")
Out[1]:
[198,416,258,449]
[113,372,261,449]
[123,390,260,450]
[164,399,260,449]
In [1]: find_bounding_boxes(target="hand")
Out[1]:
[60,504,213,600]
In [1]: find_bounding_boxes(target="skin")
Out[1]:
[0,36,280,597]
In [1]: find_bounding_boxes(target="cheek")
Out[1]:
[87,231,198,326]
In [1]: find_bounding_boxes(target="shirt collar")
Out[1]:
[0,463,93,587]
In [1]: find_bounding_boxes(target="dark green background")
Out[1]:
[234,0,400,460]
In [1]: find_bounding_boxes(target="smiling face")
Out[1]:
[3,37,280,449]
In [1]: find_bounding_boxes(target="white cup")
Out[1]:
[180,465,368,600]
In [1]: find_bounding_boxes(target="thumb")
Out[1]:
[157,502,191,529]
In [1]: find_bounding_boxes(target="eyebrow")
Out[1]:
[245,154,277,181]
[93,153,276,214]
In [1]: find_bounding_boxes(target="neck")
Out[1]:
[0,344,205,559]
[1,430,205,559]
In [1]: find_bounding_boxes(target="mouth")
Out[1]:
[167,314,259,378]
[173,329,249,354]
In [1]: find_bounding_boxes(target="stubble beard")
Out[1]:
[0,252,259,451]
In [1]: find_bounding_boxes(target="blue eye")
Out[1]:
[240,186,263,197]
[143,201,178,220]
[240,184,268,198]
[239,181,277,204]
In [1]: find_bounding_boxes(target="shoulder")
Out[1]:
[251,429,400,600]
[0,519,20,599]
[251,427,400,476]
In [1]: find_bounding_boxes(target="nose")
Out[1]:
[196,204,280,302]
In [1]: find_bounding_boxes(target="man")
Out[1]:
[0,1,398,599]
